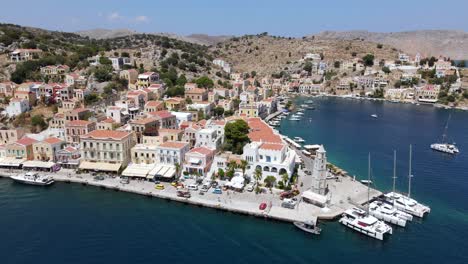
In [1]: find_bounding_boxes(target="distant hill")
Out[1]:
[76,29,231,46]
[76,28,137,39]
[316,30,468,59]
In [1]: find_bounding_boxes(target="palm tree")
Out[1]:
[174,162,181,180]
[281,173,289,186]
[240,160,248,176]
[254,168,263,194]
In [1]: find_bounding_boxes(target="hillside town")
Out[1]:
[0,25,462,222]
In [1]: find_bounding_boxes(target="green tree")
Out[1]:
[217,168,225,180]
[264,176,276,188]
[224,119,250,154]
[240,160,248,176]
[99,56,112,65]
[303,62,312,73]
[382,66,391,74]
[195,76,214,88]
[213,106,225,117]
[31,115,47,131]
[362,54,375,67]
[334,61,340,68]
[93,65,113,82]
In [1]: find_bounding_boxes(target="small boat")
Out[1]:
[371,114,378,118]
[431,114,459,154]
[305,100,314,104]
[293,220,321,235]
[10,172,54,186]
[293,137,305,143]
[296,111,305,116]
[306,105,315,110]
[289,117,301,121]
[360,180,372,185]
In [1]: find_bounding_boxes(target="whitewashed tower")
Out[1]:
[312,145,327,195]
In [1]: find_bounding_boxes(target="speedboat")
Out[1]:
[289,117,301,121]
[293,137,305,143]
[296,111,304,116]
[384,192,430,218]
[339,207,393,240]
[430,143,459,154]
[293,220,321,235]
[10,172,54,186]
[369,200,411,227]
[371,114,378,118]
[360,180,372,185]
[305,100,314,104]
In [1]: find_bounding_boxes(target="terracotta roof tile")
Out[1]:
[82,130,131,140]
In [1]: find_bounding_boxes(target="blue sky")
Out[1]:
[1,0,467,36]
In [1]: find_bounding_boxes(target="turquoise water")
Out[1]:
[1,97,467,263]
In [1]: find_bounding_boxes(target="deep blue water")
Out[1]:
[1,97,467,264]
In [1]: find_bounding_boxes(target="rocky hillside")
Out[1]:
[211,34,399,77]
[76,28,137,39]
[316,30,468,59]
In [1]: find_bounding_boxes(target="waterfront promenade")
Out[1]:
[0,167,381,222]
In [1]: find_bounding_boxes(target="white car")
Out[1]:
[187,184,198,191]
[246,184,255,192]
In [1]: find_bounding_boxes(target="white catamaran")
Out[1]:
[385,145,431,218]
[431,114,459,154]
[339,154,393,240]
[369,151,413,227]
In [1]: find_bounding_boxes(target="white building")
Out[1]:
[195,128,221,150]
[6,98,29,117]
[171,111,193,127]
[242,142,296,181]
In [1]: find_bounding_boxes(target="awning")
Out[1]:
[79,161,121,172]
[302,190,327,205]
[149,164,176,178]
[0,157,26,167]
[189,158,201,164]
[22,160,55,169]
[121,164,154,178]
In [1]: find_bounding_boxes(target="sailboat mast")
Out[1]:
[393,150,397,193]
[408,145,413,198]
[367,153,371,214]
[442,114,451,143]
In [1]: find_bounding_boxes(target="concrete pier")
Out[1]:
[0,167,382,223]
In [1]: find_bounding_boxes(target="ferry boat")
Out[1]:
[431,114,459,154]
[10,172,55,186]
[293,137,305,143]
[384,146,431,218]
[339,207,393,240]
[369,200,410,227]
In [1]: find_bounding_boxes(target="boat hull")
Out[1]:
[339,219,389,240]
[10,176,54,186]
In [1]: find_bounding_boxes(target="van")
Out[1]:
[201,183,210,192]
[187,184,198,191]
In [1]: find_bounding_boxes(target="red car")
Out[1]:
[259,202,267,210]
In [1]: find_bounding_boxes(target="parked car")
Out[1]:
[93,175,105,181]
[187,184,198,191]
[201,184,210,192]
[177,190,191,198]
[155,184,165,190]
[259,202,267,210]
[212,188,222,194]
[210,181,218,188]
[120,178,129,184]
[281,198,297,209]
[171,181,178,187]
[246,184,254,192]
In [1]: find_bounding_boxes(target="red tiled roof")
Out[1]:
[159,141,188,149]
[130,117,158,125]
[16,137,37,146]
[145,100,164,107]
[259,143,285,151]
[148,110,174,119]
[247,117,282,144]
[43,137,63,144]
[189,147,214,156]
[66,120,93,126]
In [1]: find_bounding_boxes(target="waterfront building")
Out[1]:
[65,120,96,146]
[79,130,134,173]
[415,85,440,103]
[131,144,158,164]
[183,147,215,176]
[56,146,81,169]
[33,137,65,162]
[6,137,37,160]
[156,141,189,165]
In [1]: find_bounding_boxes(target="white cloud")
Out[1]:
[107,12,122,21]
[134,15,149,23]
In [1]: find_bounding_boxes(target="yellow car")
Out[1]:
[171,181,178,187]
[155,184,165,190]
